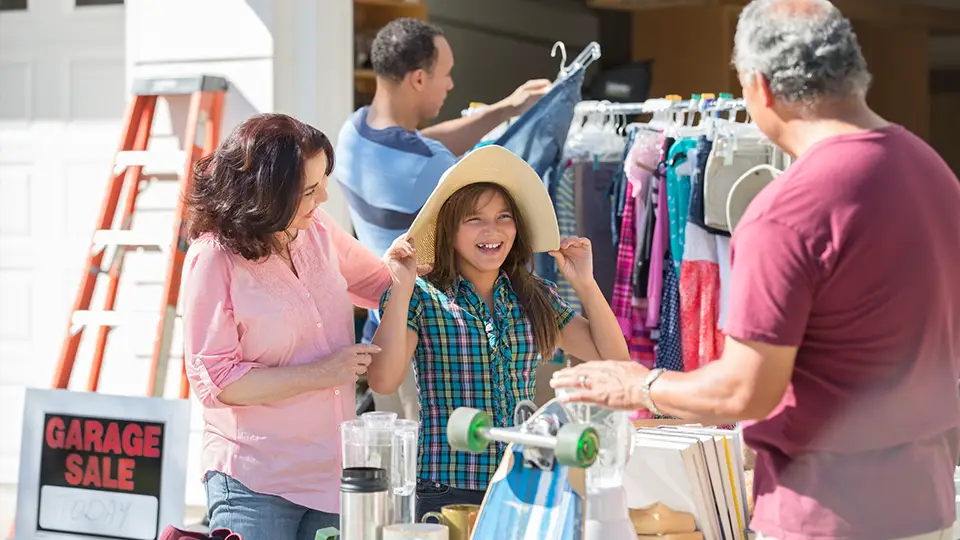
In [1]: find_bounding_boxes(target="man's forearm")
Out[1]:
[646,361,749,425]
[421,101,513,156]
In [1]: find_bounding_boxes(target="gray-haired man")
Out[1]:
[551,1,960,539]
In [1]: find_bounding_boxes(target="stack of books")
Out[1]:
[622,425,751,540]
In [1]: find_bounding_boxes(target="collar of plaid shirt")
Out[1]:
[444,271,511,301]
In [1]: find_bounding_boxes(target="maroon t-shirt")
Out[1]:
[726,125,960,540]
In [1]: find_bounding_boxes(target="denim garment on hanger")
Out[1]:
[575,160,621,303]
[687,135,730,237]
[495,67,585,281]
[493,67,585,183]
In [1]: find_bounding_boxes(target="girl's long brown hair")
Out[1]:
[425,182,560,358]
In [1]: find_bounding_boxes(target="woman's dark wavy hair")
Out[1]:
[186,113,334,260]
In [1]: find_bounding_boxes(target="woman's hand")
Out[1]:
[383,236,418,288]
[316,344,382,385]
[548,236,595,290]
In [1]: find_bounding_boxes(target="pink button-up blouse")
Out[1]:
[182,209,392,513]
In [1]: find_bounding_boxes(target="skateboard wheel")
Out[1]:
[447,407,492,453]
[556,423,600,468]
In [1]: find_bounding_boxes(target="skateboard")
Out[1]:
[446,399,600,540]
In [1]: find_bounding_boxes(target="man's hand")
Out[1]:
[420,78,550,156]
[550,360,651,410]
[500,79,551,117]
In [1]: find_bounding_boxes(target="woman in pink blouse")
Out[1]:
[182,113,395,539]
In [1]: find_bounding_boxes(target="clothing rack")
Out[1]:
[574,95,747,116]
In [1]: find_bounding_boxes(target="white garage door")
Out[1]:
[0,0,129,484]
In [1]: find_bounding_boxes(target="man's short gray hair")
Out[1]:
[733,0,872,105]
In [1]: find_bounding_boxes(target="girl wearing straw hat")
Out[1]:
[369,144,629,517]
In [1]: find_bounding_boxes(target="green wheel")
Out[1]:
[447,407,492,453]
[555,423,600,468]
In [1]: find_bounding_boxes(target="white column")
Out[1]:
[275,0,354,230]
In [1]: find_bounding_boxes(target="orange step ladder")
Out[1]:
[52,74,228,399]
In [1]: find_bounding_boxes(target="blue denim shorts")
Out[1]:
[204,471,338,540]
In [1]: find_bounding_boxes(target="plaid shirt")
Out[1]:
[380,272,575,491]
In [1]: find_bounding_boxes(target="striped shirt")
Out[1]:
[334,107,456,257]
[380,272,576,490]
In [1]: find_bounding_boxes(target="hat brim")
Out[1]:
[408,145,560,266]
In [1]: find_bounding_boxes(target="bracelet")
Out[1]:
[642,368,666,416]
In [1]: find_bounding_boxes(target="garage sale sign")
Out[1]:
[15,389,190,540]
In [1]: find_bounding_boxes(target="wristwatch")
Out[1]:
[641,368,666,416]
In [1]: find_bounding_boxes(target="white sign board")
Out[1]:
[15,389,191,540]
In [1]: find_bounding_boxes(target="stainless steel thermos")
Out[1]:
[340,467,389,540]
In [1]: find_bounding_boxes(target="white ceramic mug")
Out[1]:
[383,523,449,540]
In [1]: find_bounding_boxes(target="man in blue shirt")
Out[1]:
[336,18,549,418]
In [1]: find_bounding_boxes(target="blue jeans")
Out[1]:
[575,161,623,302]
[204,471,338,540]
[492,66,586,283]
[687,135,728,236]
[492,67,585,181]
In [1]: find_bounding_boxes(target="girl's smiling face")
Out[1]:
[452,188,517,277]
[425,181,559,357]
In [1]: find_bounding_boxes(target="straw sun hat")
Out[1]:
[407,145,560,266]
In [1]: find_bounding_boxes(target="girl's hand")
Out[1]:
[548,236,595,289]
[384,236,418,288]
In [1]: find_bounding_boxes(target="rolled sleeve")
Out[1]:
[542,278,576,331]
[724,219,821,347]
[322,210,392,309]
[182,241,263,409]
